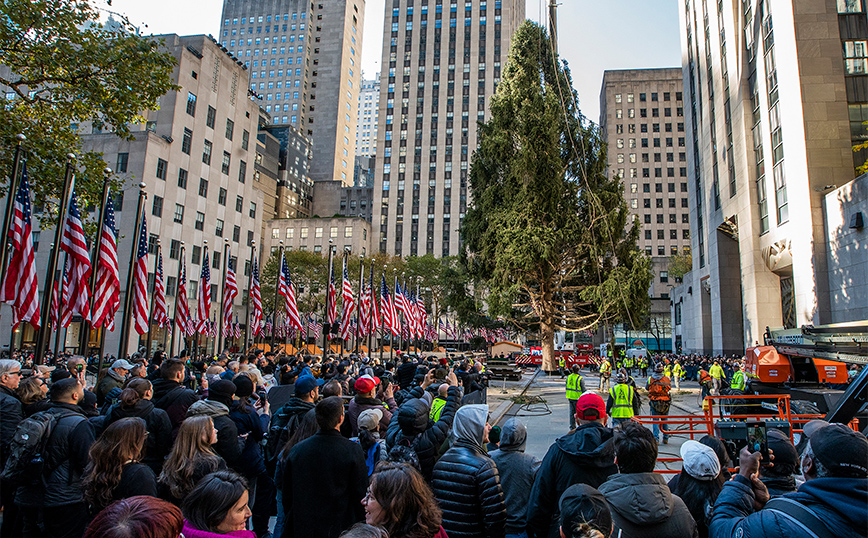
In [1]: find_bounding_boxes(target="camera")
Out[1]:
[715,419,789,464]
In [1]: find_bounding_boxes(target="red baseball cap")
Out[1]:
[354,374,381,394]
[575,393,606,421]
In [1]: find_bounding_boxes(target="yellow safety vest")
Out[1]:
[600,362,611,375]
[429,397,447,421]
[558,358,565,368]
[673,364,684,377]
[609,384,635,418]
[731,370,746,391]
[664,365,672,378]
[623,357,633,368]
[565,374,583,400]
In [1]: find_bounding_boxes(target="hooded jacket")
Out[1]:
[489,418,542,534]
[186,399,243,469]
[151,377,199,434]
[347,393,397,436]
[267,397,315,463]
[386,385,461,480]
[431,404,506,538]
[709,475,868,538]
[106,399,172,474]
[598,472,697,538]
[526,422,619,538]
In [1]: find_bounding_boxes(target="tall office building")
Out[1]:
[356,75,380,156]
[372,0,526,257]
[220,0,365,186]
[672,0,867,354]
[599,69,690,300]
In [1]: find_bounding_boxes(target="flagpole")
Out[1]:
[270,242,283,354]
[76,169,112,358]
[244,242,255,352]
[371,265,376,362]
[34,154,77,363]
[117,183,147,361]
[356,255,364,355]
[323,239,333,361]
[218,238,230,354]
[0,134,26,283]
[53,257,67,356]
[170,243,184,357]
[144,238,163,359]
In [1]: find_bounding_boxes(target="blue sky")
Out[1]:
[99,0,681,121]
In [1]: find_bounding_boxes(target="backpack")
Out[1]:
[1,410,78,486]
[648,377,671,400]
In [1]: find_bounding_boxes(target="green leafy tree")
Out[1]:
[667,251,693,280]
[462,21,651,371]
[0,0,177,217]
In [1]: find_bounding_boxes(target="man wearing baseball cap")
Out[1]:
[95,358,134,406]
[710,420,868,538]
[526,392,619,538]
[348,373,396,436]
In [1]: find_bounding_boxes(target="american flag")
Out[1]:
[59,258,72,327]
[309,314,321,339]
[131,213,149,334]
[233,315,241,339]
[92,199,119,331]
[404,289,418,339]
[278,252,302,330]
[209,317,217,338]
[416,293,426,338]
[49,279,59,329]
[339,257,354,341]
[370,272,381,333]
[152,247,169,328]
[263,316,272,337]
[381,276,399,337]
[327,255,337,326]
[60,193,92,326]
[0,164,40,329]
[222,256,238,338]
[250,259,262,336]
[197,249,211,334]
[358,273,371,338]
[175,254,193,336]
[394,281,407,319]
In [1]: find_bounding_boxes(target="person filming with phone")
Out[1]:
[709,420,868,538]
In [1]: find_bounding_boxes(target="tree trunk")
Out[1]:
[540,320,556,373]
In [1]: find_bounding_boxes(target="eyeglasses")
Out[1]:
[6,371,21,377]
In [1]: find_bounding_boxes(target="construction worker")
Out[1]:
[429,383,449,421]
[565,365,586,430]
[672,360,684,390]
[622,353,633,377]
[606,372,637,428]
[646,363,672,444]
[698,367,713,406]
[663,361,672,379]
[709,359,725,395]
[599,359,612,393]
[730,362,746,392]
[558,356,566,378]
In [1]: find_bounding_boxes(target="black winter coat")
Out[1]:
[267,397,315,462]
[385,385,460,480]
[282,429,368,538]
[151,378,199,435]
[186,400,243,471]
[598,472,697,538]
[105,399,173,474]
[431,440,507,538]
[0,385,23,468]
[228,402,268,478]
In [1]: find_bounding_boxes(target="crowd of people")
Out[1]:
[0,347,865,538]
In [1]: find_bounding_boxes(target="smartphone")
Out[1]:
[745,421,769,462]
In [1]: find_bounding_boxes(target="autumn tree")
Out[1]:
[462,21,651,371]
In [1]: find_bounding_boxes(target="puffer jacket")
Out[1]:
[598,472,697,538]
[526,422,619,538]
[431,404,506,538]
[709,475,867,538]
[489,418,542,534]
[105,399,172,474]
[386,385,461,480]
[0,384,23,468]
[14,403,95,508]
[186,400,243,470]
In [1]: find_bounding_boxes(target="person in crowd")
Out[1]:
[362,463,447,538]
[672,360,685,391]
[605,373,637,428]
[96,359,134,406]
[709,420,867,538]
[557,484,613,538]
[729,362,746,392]
[708,361,725,396]
[526,393,618,538]
[487,425,502,452]
[181,471,255,538]
[186,380,243,471]
[82,417,157,516]
[351,408,389,476]
[668,440,724,538]
[431,404,507,538]
[158,416,227,506]
[281,396,368,538]
[646,363,672,444]
[428,384,449,422]
[66,356,91,391]
[598,359,612,393]
[385,372,460,480]
[15,374,50,417]
[0,359,24,538]
[267,375,321,464]
[757,429,799,496]
[152,359,200,435]
[322,379,344,398]
[339,524,390,538]
[104,378,172,474]
[15,378,96,538]
[349,374,397,436]
[83,496,184,538]
[565,366,586,430]
[274,408,318,538]
[597,421,697,538]
[489,418,541,538]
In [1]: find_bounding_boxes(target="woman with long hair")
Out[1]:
[82,418,157,515]
[362,463,445,538]
[158,415,227,505]
[181,471,255,537]
[105,377,172,474]
[16,375,49,417]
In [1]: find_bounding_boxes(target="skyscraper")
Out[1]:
[356,75,380,157]
[372,0,526,257]
[220,0,364,186]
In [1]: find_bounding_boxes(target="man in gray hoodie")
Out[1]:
[489,418,542,538]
